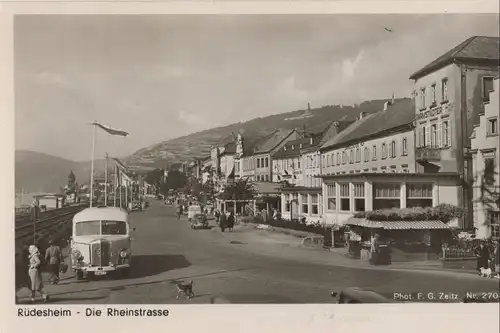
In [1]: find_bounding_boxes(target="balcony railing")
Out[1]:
[416,147,442,162]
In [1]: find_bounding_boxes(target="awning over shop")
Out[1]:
[345,218,450,230]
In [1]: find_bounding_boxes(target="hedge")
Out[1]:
[352,204,463,223]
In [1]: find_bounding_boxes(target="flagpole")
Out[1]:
[104,152,108,206]
[90,122,96,208]
[114,165,117,207]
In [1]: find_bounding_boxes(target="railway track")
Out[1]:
[15,204,86,227]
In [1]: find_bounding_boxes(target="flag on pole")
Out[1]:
[112,157,129,172]
[90,122,129,137]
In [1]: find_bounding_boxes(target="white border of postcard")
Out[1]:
[1,1,499,333]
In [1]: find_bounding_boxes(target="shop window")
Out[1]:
[373,183,401,209]
[340,183,350,211]
[311,194,319,215]
[406,183,433,208]
[353,183,365,212]
[301,194,309,214]
[327,184,336,211]
[488,211,499,240]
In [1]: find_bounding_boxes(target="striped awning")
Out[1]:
[345,218,450,230]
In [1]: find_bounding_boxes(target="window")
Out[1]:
[402,138,408,156]
[339,183,350,211]
[335,153,339,166]
[301,194,309,214]
[364,147,369,162]
[381,143,387,159]
[441,78,448,102]
[356,147,361,163]
[265,158,269,168]
[420,87,426,109]
[311,195,319,215]
[322,155,326,168]
[297,158,301,169]
[342,152,347,164]
[372,145,377,160]
[484,158,496,185]
[483,77,494,102]
[75,221,101,236]
[488,211,499,240]
[327,184,336,211]
[353,183,365,212]
[102,221,127,235]
[442,120,451,147]
[407,183,433,208]
[285,197,291,212]
[488,118,498,135]
[350,149,354,164]
[265,174,269,181]
[389,140,397,158]
[431,124,437,148]
[431,84,437,105]
[257,158,260,168]
[373,183,401,209]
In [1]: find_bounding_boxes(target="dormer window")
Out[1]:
[291,145,294,150]
[284,146,287,151]
[299,144,303,149]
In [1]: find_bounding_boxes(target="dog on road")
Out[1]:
[175,280,195,300]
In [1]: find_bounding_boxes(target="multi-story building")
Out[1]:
[319,99,463,226]
[278,121,352,223]
[253,129,300,182]
[409,36,499,229]
[471,77,499,239]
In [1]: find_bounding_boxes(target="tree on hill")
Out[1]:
[160,170,187,195]
[145,168,164,186]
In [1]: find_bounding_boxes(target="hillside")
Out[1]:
[125,98,410,167]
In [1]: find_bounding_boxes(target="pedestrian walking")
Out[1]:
[261,208,268,223]
[475,242,490,271]
[214,209,221,223]
[45,239,63,284]
[176,204,182,220]
[219,212,227,232]
[227,212,235,232]
[370,234,381,265]
[28,245,49,303]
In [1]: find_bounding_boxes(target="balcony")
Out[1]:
[416,147,442,162]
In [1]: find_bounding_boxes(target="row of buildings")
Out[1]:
[183,36,499,240]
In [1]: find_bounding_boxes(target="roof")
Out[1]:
[320,99,415,151]
[272,137,318,159]
[241,132,277,157]
[73,207,129,223]
[345,217,450,230]
[220,142,236,155]
[254,129,296,154]
[409,36,500,80]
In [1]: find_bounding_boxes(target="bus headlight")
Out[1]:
[119,249,130,258]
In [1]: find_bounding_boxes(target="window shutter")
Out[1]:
[447,121,452,147]
[425,126,431,146]
[437,122,442,148]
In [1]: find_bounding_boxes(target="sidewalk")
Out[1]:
[213,223,494,281]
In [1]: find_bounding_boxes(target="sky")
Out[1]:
[14,14,499,161]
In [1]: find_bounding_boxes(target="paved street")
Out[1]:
[17,202,500,304]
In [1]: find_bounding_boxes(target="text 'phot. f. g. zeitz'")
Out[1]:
[14,14,499,305]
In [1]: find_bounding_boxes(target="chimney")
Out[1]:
[383,101,389,111]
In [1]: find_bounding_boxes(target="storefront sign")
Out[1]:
[417,104,448,120]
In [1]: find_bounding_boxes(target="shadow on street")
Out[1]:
[128,254,191,279]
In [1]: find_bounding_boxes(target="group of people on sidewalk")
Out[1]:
[214,209,235,232]
[475,241,500,276]
[16,239,65,303]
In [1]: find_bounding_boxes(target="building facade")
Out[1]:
[471,77,500,239]
[409,36,500,229]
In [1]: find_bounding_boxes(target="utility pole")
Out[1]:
[104,153,108,206]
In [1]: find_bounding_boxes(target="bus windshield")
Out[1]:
[74,220,128,236]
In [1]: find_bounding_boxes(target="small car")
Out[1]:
[70,207,134,280]
[190,213,209,229]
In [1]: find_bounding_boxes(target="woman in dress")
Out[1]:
[28,245,49,303]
